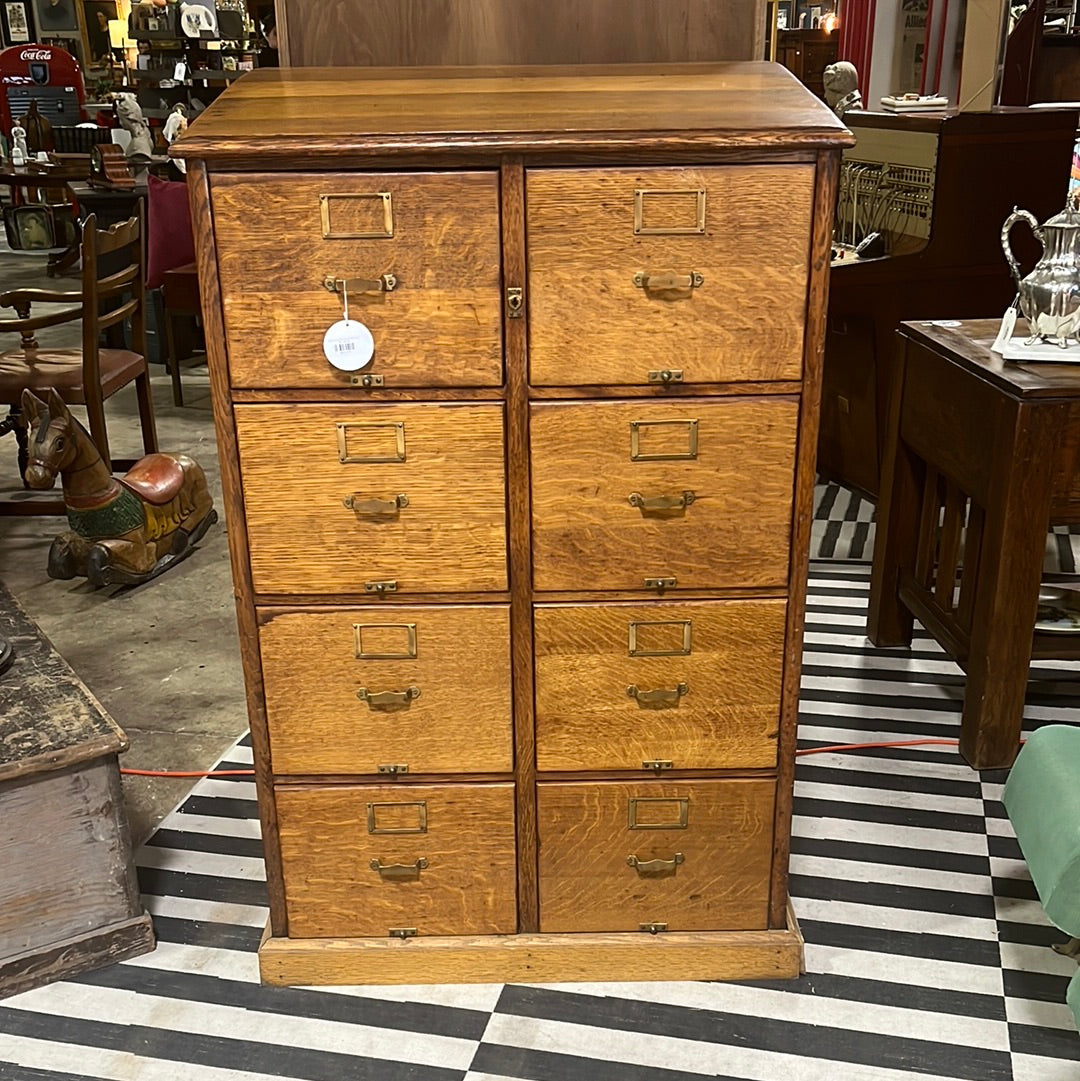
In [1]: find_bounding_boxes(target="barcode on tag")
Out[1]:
[323,319,375,372]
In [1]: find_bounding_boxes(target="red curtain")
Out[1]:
[836,0,877,97]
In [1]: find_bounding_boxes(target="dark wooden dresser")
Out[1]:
[174,64,851,986]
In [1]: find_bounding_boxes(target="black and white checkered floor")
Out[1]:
[1,509,1078,1079]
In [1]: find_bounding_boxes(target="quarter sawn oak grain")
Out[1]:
[212,172,503,389]
[235,402,508,595]
[258,605,513,775]
[276,782,517,937]
[527,165,813,386]
[534,599,786,771]
[530,397,799,591]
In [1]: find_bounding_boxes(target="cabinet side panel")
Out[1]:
[769,148,841,929]
[188,159,288,935]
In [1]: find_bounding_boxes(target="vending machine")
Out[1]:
[0,43,85,136]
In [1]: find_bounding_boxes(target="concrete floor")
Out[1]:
[0,245,246,844]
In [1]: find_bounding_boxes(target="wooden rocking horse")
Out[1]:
[22,388,217,588]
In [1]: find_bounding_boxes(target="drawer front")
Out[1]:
[538,779,774,932]
[212,172,502,388]
[526,166,813,386]
[530,398,798,591]
[260,605,513,775]
[276,782,517,937]
[236,402,508,595]
[534,599,786,771]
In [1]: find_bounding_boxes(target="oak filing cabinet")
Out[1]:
[174,64,851,985]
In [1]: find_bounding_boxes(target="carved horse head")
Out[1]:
[21,388,84,490]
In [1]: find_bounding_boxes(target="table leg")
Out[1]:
[868,338,918,647]
[960,403,1057,769]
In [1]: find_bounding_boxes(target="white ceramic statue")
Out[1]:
[823,61,864,118]
[162,103,188,174]
[115,94,155,167]
[10,124,28,166]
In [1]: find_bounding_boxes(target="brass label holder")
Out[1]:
[337,421,406,463]
[630,420,699,462]
[628,797,689,830]
[629,620,692,657]
[367,800,428,834]
[633,188,706,235]
[353,622,418,660]
[320,192,394,239]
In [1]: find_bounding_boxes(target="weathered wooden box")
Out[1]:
[0,583,154,998]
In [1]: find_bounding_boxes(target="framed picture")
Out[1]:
[32,0,78,32]
[777,1,792,28]
[4,204,57,251]
[81,0,117,63]
[5,2,30,41]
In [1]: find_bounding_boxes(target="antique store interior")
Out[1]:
[2,1,1080,1079]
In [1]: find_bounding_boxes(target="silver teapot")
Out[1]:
[1002,194,1080,348]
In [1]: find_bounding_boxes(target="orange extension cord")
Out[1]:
[119,738,974,778]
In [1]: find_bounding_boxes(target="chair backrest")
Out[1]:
[79,211,147,389]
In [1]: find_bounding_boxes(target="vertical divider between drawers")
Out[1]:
[187,159,290,936]
[500,156,540,932]
[769,148,841,929]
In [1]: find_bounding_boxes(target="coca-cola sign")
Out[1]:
[18,48,53,62]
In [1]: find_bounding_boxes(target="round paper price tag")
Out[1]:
[323,319,374,372]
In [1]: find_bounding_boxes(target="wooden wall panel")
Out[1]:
[275,0,766,68]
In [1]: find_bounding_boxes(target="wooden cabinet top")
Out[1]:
[173,62,853,167]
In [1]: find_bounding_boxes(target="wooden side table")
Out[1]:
[0,582,155,997]
[868,319,1080,769]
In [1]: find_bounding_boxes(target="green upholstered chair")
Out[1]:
[1003,724,1080,1031]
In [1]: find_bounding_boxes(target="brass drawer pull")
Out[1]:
[357,685,421,711]
[371,857,428,880]
[344,492,409,517]
[628,490,695,515]
[628,682,688,708]
[324,274,398,294]
[627,852,684,877]
[633,271,703,292]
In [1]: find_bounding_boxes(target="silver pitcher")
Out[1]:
[1002,194,1080,348]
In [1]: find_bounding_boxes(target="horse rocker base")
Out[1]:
[22,389,216,588]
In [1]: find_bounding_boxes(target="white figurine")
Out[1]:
[162,103,188,174]
[10,124,28,166]
[115,94,155,167]
[823,62,864,119]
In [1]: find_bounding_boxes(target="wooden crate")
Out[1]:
[0,582,154,998]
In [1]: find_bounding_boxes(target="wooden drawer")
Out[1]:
[538,779,774,932]
[276,782,517,938]
[211,172,502,388]
[260,605,513,775]
[235,402,508,595]
[526,166,813,386]
[530,398,798,592]
[534,599,786,771]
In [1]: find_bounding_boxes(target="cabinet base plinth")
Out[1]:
[258,910,804,985]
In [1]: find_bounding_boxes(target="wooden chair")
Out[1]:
[0,212,157,514]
